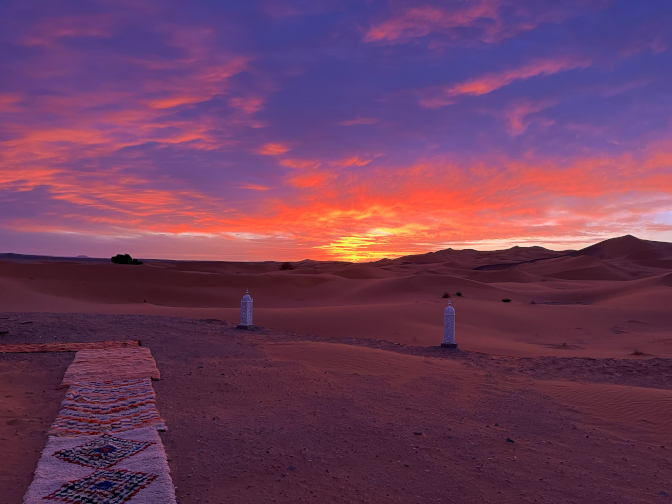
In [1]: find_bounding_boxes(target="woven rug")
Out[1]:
[0,340,140,353]
[61,348,161,386]
[49,379,167,437]
[23,427,175,504]
[23,347,176,504]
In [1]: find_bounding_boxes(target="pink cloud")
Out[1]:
[240,183,271,191]
[333,156,373,167]
[364,2,498,43]
[417,94,455,109]
[447,57,591,97]
[19,15,113,46]
[339,117,378,126]
[257,143,291,155]
[503,98,559,136]
[3,143,672,261]
[418,57,591,109]
[229,96,265,114]
[147,95,211,109]
[280,159,322,169]
[0,94,21,112]
[363,2,595,48]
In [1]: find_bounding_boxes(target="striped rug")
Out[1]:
[23,347,176,504]
[49,379,167,437]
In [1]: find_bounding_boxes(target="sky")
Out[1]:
[1,0,671,262]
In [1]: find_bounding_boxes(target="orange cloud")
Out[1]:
[3,145,672,261]
[334,156,373,168]
[240,183,271,191]
[264,147,672,260]
[1,6,670,262]
[287,172,332,188]
[257,143,290,155]
[280,158,321,170]
[147,96,210,109]
[418,57,591,109]
[447,57,591,97]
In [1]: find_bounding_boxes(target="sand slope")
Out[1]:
[3,315,672,503]
[1,235,671,358]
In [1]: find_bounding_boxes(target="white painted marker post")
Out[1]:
[237,289,254,329]
[441,300,457,349]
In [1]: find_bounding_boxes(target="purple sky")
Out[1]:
[1,0,671,261]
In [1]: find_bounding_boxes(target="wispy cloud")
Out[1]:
[240,183,271,191]
[362,1,592,47]
[418,57,591,109]
[257,143,291,155]
[364,2,498,43]
[449,57,591,97]
[503,98,560,136]
[339,117,378,126]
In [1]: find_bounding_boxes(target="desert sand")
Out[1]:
[1,235,672,502]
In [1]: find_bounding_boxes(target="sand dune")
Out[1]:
[330,265,400,279]
[535,380,672,440]
[2,237,672,502]
[1,235,671,358]
[264,341,464,382]
[574,234,672,259]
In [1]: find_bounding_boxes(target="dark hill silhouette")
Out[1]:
[572,235,672,260]
[390,244,568,269]
[390,235,672,273]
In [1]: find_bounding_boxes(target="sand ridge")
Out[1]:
[1,235,671,359]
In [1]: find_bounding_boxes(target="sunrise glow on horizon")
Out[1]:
[1,1,672,262]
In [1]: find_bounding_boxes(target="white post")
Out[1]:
[441,300,457,348]
[238,289,254,329]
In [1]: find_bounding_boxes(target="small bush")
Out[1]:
[111,254,142,265]
[501,298,511,303]
[279,262,294,270]
[456,292,462,297]
[632,348,645,356]
[442,292,450,298]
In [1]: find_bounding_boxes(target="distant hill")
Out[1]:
[571,235,672,260]
[389,243,571,270]
[0,253,107,263]
[389,235,672,272]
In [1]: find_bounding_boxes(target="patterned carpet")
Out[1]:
[61,348,161,386]
[23,348,176,504]
[49,379,166,437]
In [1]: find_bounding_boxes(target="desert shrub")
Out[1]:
[501,298,511,303]
[279,262,294,270]
[632,348,645,356]
[111,254,143,265]
[442,292,450,298]
[456,292,463,297]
